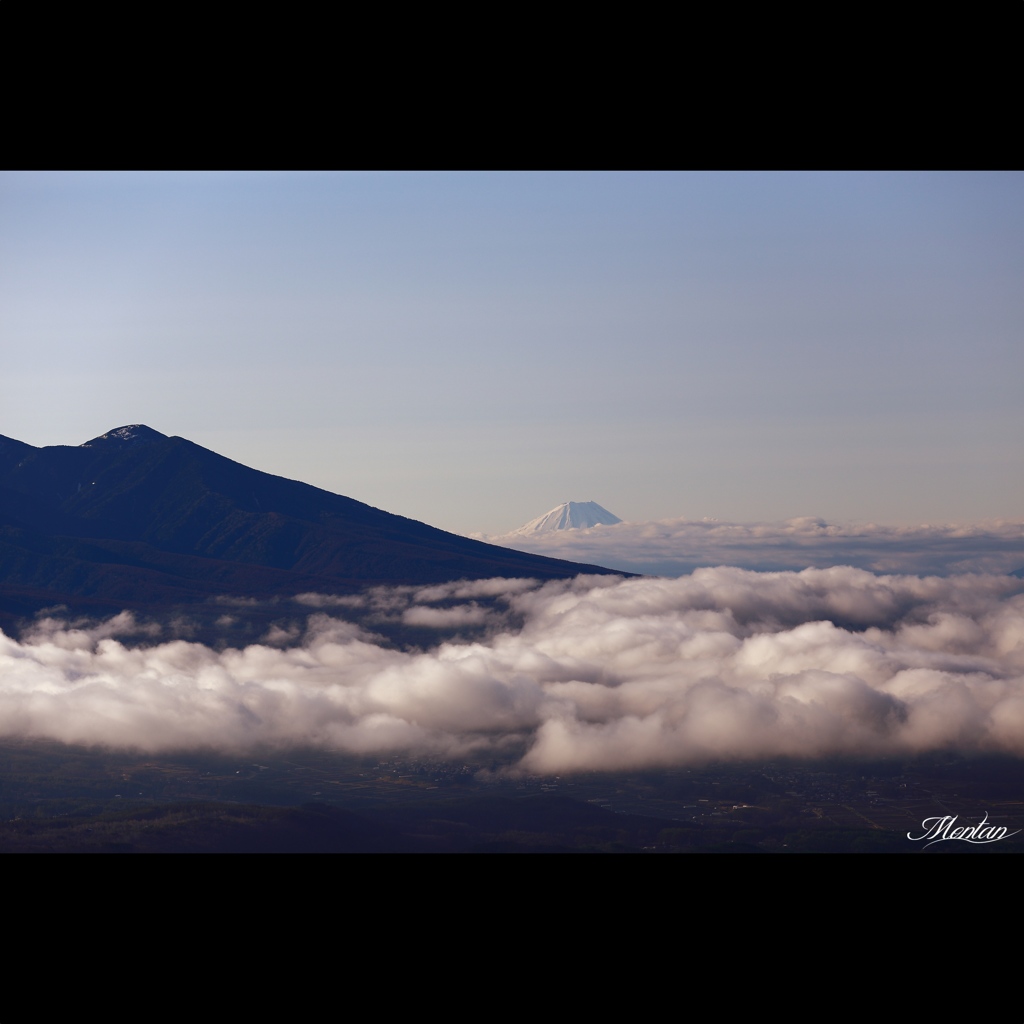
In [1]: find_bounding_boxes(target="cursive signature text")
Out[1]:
[907,812,1020,849]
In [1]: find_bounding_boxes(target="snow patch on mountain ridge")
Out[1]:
[80,424,168,447]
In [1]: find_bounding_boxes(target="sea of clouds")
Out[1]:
[484,517,1024,577]
[4,567,1024,773]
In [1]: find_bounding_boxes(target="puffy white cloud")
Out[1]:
[3,568,1024,772]
[402,603,494,628]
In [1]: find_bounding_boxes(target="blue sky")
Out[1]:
[2,171,1021,534]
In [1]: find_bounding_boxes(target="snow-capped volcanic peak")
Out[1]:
[80,424,168,447]
[511,501,622,536]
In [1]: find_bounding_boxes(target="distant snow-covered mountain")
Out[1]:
[509,501,622,537]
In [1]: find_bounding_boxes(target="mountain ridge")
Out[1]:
[0,426,625,627]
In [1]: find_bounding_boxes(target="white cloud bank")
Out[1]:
[482,517,1024,577]
[4,569,1024,773]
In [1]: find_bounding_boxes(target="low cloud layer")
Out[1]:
[482,517,1024,577]
[4,568,1024,773]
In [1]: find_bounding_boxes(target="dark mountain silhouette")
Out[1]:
[0,425,622,625]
